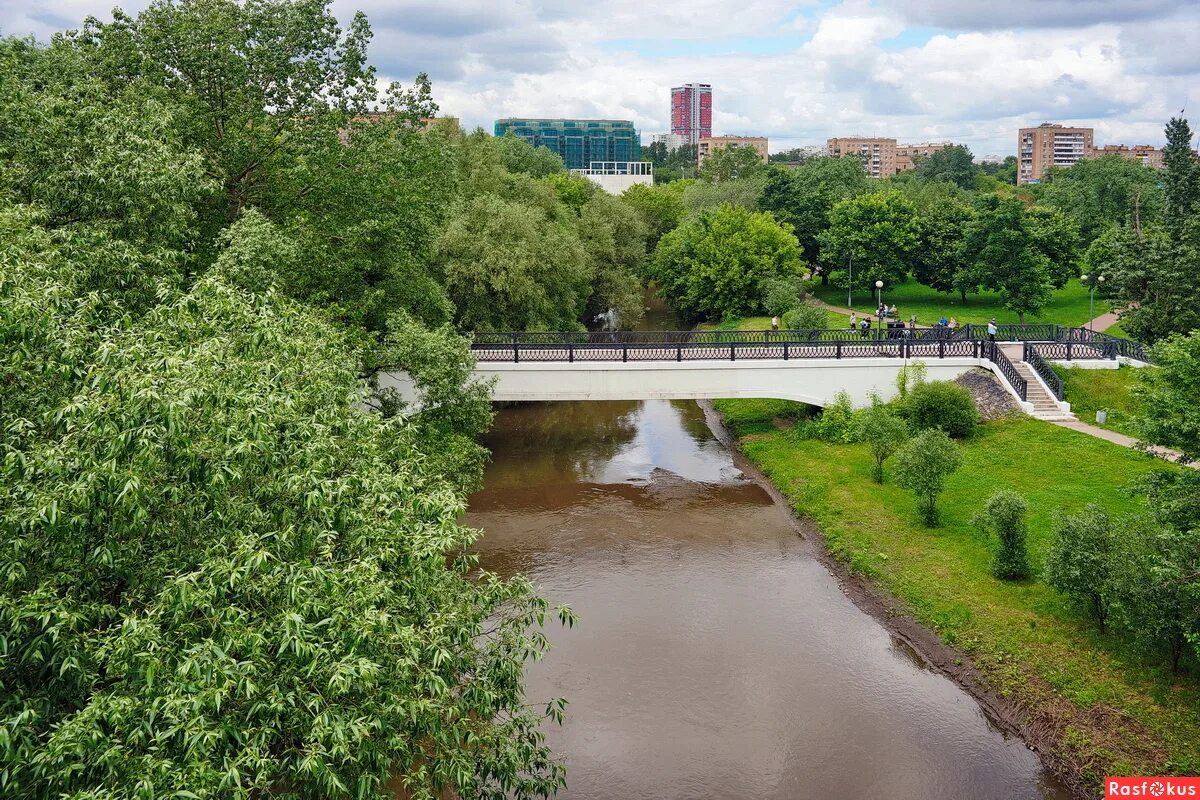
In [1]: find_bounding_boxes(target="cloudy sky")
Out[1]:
[4,0,1199,157]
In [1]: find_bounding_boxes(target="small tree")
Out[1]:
[893,429,964,526]
[1045,505,1120,630]
[972,490,1031,580]
[895,360,928,400]
[860,406,909,483]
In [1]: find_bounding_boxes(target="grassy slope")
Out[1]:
[712,405,1198,787]
[814,278,1107,328]
[1056,365,1146,437]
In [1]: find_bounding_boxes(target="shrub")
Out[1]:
[972,490,1032,580]
[893,429,963,526]
[808,391,860,443]
[1045,505,1120,630]
[904,380,979,438]
[782,302,829,331]
[760,275,808,316]
[859,405,909,483]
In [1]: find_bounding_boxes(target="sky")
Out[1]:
[4,0,1200,158]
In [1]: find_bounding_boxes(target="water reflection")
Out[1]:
[465,399,1068,800]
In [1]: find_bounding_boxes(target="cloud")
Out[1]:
[881,0,1179,31]
[2,0,1198,156]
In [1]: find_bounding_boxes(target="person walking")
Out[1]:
[850,312,858,331]
[771,315,780,331]
[987,318,998,342]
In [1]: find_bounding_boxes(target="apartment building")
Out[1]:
[896,142,951,172]
[1017,123,1094,184]
[671,83,713,146]
[826,137,897,178]
[1090,143,1164,169]
[698,135,769,163]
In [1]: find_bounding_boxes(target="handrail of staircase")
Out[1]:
[1022,342,1065,400]
[981,341,1027,402]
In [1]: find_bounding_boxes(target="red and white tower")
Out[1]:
[670,83,712,146]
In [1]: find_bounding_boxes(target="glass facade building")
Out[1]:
[494,118,641,171]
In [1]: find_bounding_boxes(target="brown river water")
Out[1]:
[464,397,1070,800]
[459,292,1068,799]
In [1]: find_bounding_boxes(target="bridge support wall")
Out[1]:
[381,357,988,408]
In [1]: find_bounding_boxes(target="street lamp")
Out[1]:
[875,280,884,332]
[846,253,854,308]
[1080,273,1105,331]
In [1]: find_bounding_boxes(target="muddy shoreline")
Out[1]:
[698,399,1091,800]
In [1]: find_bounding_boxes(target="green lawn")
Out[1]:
[814,278,1108,328]
[1055,365,1147,437]
[712,406,1198,790]
[697,311,854,332]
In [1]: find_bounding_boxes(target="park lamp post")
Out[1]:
[1080,273,1105,331]
[875,280,884,331]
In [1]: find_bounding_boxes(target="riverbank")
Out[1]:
[705,402,1199,799]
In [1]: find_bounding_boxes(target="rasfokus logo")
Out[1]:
[1106,777,1200,798]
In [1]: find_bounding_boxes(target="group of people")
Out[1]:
[935,316,960,329]
[876,303,898,319]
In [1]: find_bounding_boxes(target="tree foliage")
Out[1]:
[1046,505,1120,630]
[1037,154,1165,245]
[699,144,765,183]
[960,196,1053,322]
[0,224,571,797]
[757,158,870,267]
[860,405,909,483]
[651,204,803,321]
[893,429,964,526]
[972,490,1031,580]
[913,144,978,189]
[819,190,919,289]
[1133,332,1200,462]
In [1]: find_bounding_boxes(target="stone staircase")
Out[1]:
[1011,360,1075,421]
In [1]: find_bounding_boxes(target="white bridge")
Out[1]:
[380,327,1150,418]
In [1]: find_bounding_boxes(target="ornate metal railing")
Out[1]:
[1022,343,1065,400]
[980,340,1027,402]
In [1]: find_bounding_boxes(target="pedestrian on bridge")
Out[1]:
[987,319,997,342]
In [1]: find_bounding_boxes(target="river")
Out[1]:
[461,292,1068,799]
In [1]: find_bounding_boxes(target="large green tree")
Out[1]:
[913,144,978,189]
[960,196,1053,322]
[435,192,592,331]
[1162,116,1200,235]
[0,209,571,798]
[757,158,870,270]
[912,197,975,297]
[651,204,803,321]
[819,190,920,289]
[1037,154,1165,245]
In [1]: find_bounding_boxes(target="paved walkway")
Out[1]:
[1051,418,1195,467]
[1083,309,1122,332]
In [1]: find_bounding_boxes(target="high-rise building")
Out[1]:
[494,118,640,171]
[1017,123,1094,184]
[671,83,712,145]
[698,136,769,164]
[826,137,897,178]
